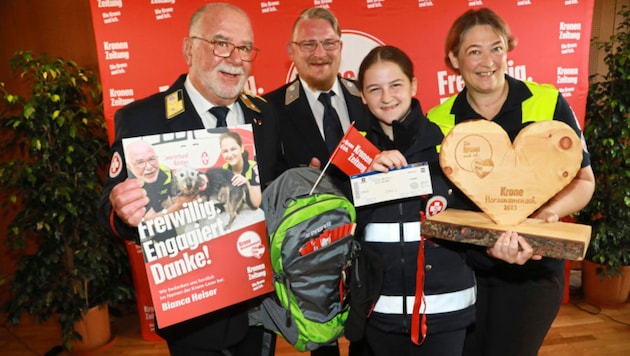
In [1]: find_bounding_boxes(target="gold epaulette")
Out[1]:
[165,89,185,119]
[240,92,262,113]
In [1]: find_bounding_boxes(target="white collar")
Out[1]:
[299,77,343,99]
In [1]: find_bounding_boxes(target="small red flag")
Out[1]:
[330,123,381,176]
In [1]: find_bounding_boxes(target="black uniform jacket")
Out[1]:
[264,76,369,198]
[357,99,475,334]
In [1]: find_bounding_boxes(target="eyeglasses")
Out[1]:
[191,36,259,62]
[133,156,158,169]
[291,39,341,53]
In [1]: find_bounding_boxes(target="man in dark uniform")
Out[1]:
[98,3,282,355]
[264,7,369,356]
[264,7,369,200]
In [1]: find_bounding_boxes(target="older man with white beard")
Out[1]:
[98,3,284,355]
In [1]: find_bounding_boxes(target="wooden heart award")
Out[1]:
[422,120,591,260]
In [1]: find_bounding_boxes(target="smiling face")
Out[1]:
[288,17,342,91]
[220,136,244,167]
[360,60,417,125]
[184,5,253,106]
[448,24,508,96]
[126,141,159,184]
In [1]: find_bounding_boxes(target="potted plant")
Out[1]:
[0,51,133,351]
[577,6,630,305]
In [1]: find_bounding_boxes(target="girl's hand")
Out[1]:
[369,150,407,173]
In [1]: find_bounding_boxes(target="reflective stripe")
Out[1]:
[372,286,476,315]
[364,222,421,243]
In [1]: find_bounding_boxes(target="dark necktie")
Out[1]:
[318,91,343,154]
[209,106,229,128]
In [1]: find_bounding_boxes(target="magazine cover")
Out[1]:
[122,125,273,328]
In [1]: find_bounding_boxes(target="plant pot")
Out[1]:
[71,303,116,354]
[581,260,630,306]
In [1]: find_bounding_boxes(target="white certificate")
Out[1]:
[350,162,433,207]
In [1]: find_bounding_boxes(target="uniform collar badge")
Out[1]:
[165,89,184,119]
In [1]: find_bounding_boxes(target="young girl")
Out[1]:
[353,45,475,356]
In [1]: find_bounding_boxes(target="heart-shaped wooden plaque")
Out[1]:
[440,120,582,225]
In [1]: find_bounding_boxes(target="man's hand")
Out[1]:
[308,157,321,169]
[109,178,149,227]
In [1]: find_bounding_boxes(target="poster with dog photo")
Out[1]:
[122,124,273,328]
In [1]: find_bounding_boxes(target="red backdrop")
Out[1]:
[90,0,594,144]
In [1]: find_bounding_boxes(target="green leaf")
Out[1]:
[6,94,17,103]
[23,105,35,119]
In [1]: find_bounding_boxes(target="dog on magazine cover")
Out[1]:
[169,166,255,230]
[170,165,207,199]
[202,168,255,230]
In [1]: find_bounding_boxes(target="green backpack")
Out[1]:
[260,167,357,352]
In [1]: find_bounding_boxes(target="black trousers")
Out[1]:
[167,325,275,356]
[363,324,466,356]
[310,338,368,356]
[311,343,340,356]
[463,268,564,356]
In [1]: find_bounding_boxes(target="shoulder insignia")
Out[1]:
[284,81,300,105]
[242,90,268,103]
[240,93,262,113]
[165,89,185,119]
[340,78,361,97]
[108,151,123,178]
